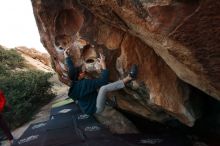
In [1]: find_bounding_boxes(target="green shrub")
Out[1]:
[0,47,24,70]
[0,48,55,129]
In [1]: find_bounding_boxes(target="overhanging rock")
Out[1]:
[31,0,220,127]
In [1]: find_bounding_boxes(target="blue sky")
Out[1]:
[0,0,47,52]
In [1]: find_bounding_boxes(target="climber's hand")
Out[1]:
[64,48,70,58]
[97,53,106,69]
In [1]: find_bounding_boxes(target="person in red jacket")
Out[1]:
[0,90,14,145]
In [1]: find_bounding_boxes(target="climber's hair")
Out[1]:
[81,44,91,58]
[82,44,91,51]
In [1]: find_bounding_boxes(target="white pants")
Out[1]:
[96,80,125,113]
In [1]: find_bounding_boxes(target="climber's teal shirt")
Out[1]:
[66,56,109,114]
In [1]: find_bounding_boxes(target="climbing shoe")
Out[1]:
[129,64,138,79]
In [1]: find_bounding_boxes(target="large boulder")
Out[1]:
[31,0,220,127]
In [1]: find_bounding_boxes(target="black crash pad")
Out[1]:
[50,102,81,117]
[14,100,190,146]
[12,122,47,146]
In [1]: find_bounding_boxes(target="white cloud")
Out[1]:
[0,0,47,53]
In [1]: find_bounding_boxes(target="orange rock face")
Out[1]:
[31,0,220,126]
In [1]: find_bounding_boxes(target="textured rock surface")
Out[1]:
[31,0,220,127]
[16,46,53,72]
[16,47,50,66]
[94,106,139,134]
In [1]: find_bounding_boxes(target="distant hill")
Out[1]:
[15,46,53,72]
